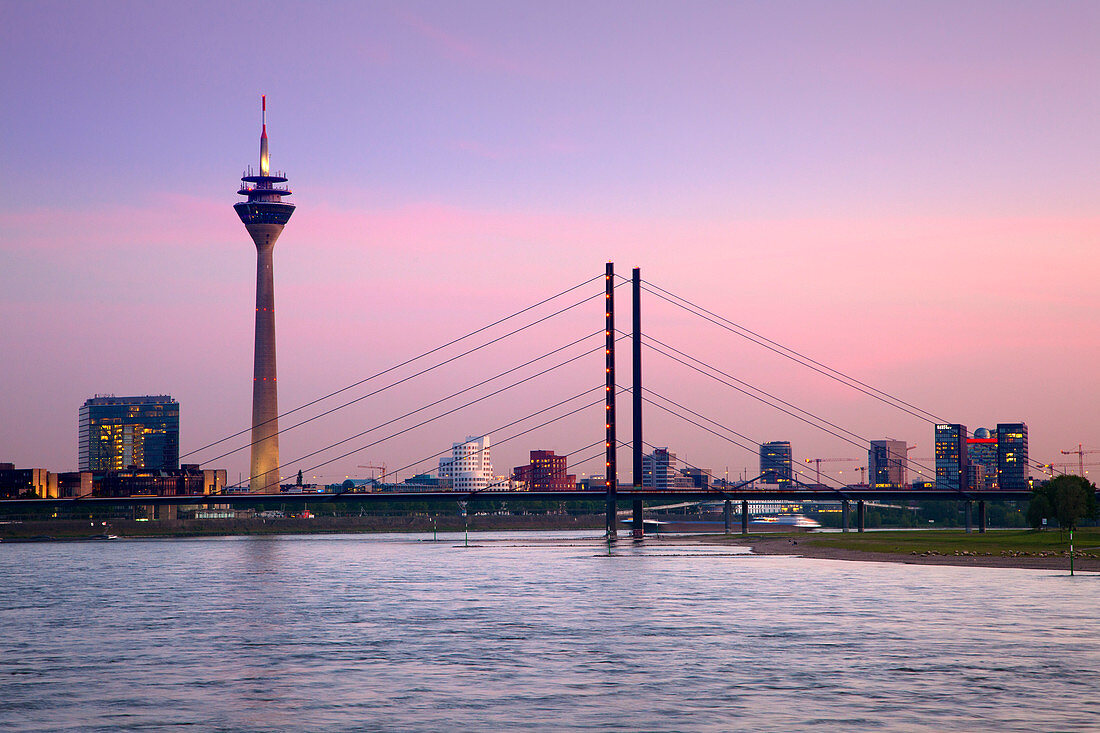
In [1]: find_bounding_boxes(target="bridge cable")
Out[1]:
[456,438,618,493]
[364,384,630,490]
[228,334,631,491]
[640,388,759,454]
[633,330,869,445]
[220,385,600,494]
[640,388,967,499]
[199,328,604,467]
[182,273,605,460]
[635,278,946,425]
[637,335,944,481]
[559,440,627,474]
[642,321,950,479]
[637,401,849,498]
[637,280,1054,481]
[637,436,841,503]
[640,339,871,452]
[638,274,1047,473]
[328,389,626,497]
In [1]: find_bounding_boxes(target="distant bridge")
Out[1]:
[2,487,1039,508]
[3,486,1046,534]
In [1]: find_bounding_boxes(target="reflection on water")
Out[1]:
[2,531,1098,732]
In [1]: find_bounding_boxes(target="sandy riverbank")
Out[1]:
[702,534,1100,571]
[466,531,1100,571]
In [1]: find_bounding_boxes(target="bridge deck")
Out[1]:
[1,488,1044,509]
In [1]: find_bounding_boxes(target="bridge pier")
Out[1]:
[741,499,749,535]
[857,499,865,533]
[978,500,986,533]
[632,499,644,538]
[723,499,732,534]
[842,499,850,532]
[965,501,972,533]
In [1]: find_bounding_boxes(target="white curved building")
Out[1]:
[439,435,495,491]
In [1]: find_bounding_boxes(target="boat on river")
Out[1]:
[753,514,821,528]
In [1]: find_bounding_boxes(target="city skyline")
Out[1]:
[1,2,1098,484]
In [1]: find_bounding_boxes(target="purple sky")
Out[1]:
[2,1,1098,485]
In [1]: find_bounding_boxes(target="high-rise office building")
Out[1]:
[869,439,908,488]
[513,450,576,491]
[78,395,179,471]
[996,422,1029,490]
[760,441,792,486]
[641,447,678,489]
[967,427,998,490]
[439,436,494,491]
[935,423,968,492]
[235,96,295,493]
[680,467,713,489]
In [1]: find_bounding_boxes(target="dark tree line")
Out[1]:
[1028,475,1098,532]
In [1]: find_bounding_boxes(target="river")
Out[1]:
[2,531,1097,731]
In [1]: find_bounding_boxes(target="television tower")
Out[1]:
[234,96,295,492]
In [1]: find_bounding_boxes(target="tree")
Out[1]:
[296,470,303,487]
[1053,477,1096,531]
[1028,476,1098,532]
[1026,492,1052,530]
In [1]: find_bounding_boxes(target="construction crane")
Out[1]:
[357,463,388,483]
[803,457,860,486]
[1045,460,1100,477]
[1043,462,1075,476]
[1061,445,1100,477]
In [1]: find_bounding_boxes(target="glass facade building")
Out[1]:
[869,439,908,488]
[935,423,968,492]
[996,422,1029,490]
[78,395,180,471]
[760,441,793,486]
[95,466,226,497]
[966,427,998,490]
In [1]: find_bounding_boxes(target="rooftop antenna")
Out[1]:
[260,95,270,176]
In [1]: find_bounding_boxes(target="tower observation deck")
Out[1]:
[234,96,295,493]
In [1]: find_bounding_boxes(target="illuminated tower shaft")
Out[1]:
[234,96,295,492]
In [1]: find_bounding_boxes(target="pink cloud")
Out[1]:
[0,194,237,253]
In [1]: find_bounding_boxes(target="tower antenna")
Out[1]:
[259,95,270,176]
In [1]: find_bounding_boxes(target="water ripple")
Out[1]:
[2,532,1098,732]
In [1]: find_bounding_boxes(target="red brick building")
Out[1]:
[512,450,577,491]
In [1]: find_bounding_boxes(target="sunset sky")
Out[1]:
[2,1,1098,486]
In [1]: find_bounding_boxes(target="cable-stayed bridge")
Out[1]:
[5,263,1064,535]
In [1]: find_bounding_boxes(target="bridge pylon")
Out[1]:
[605,262,617,538]
[632,267,645,539]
